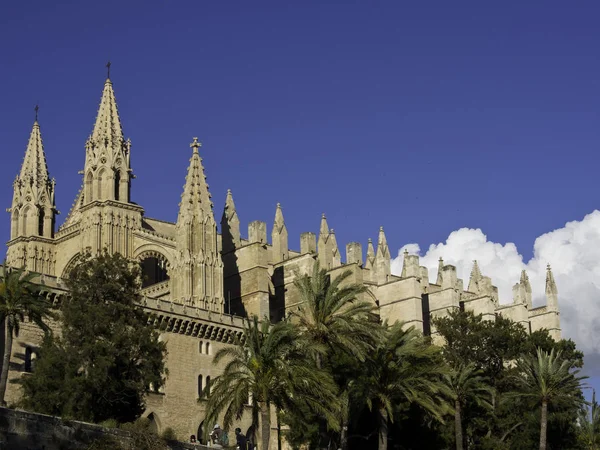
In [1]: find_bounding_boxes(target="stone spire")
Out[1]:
[365,238,376,271]
[221,189,240,251]
[521,270,532,308]
[374,226,391,284]
[6,113,58,274]
[329,228,341,268]
[82,73,132,204]
[545,264,558,310]
[172,138,223,310]
[468,260,482,293]
[9,116,57,239]
[177,138,214,223]
[271,203,289,262]
[318,213,333,269]
[436,257,444,285]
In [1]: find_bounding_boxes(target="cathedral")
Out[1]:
[3,73,561,440]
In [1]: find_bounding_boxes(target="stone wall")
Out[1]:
[0,407,208,450]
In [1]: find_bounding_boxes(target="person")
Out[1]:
[210,424,224,448]
[190,435,197,443]
[235,427,251,450]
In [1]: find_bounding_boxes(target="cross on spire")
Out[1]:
[190,137,202,154]
[34,104,39,122]
[106,61,111,79]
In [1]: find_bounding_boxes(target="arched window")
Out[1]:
[205,376,211,396]
[114,170,121,201]
[24,347,33,373]
[97,169,105,201]
[147,413,159,434]
[38,208,45,237]
[205,342,211,355]
[199,340,203,354]
[85,171,94,202]
[140,256,169,288]
[197,375,203,398]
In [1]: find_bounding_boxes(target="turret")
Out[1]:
[271,203,288,263]
[346,242,363,266]
[545,264,558,310]
[401,249,420,279]
[171,137,224,310]
[221,189,240,252]
[374,226,391,284]
[82,71,133,204]
[513,270,532,308]
[329,229,341,268]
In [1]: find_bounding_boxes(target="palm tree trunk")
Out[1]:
[455,400,463,450]
[260,403,271,450]
[340,390,349,450]
[378,407,388,450]
[539,399,548,450]
[0,317,12,406]
[0,318,13,406]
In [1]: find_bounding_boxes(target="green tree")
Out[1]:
[512,348,587,450]
[0,263,55,405]
[442,363,493,450]
[20,252,167,423]
[353,322,446,450]
[204,315,340,450]
[578,390,600,450]
[291,261,379,449]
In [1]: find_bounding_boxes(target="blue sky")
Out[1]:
[1,1,599,392]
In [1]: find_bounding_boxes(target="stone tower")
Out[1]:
[171,138,224,310]
[61,74,143,258]
[6,113,58,273]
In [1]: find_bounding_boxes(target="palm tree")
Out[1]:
[291,261,380,448]
[0,263,55,405]
[354,322,447,450]
[442,363,494,450]
[578,390,600,450]
[203,316,340,450]
[291,261,379,367]
[512,348,587,450]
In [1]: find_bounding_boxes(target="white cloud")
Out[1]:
[391,210,600,373]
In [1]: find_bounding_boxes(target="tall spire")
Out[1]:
[177,138,214,223]
[374,226,391,284]
[221,189,240,251]
[82,71,132,205]
[7,113,58,272]
[436,257,444,285]
[90,77,124,147]
[271,203,289,262]
[468,260,482,293]
[329,228,341,268]
[545,264,558,310]
[318,213,333,269]
[19,116,51,189]
[365,238,376,271]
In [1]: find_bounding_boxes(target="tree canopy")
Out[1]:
[20,252,167,424]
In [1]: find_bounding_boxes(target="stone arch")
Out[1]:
[365,287,379,307]
[135,247,172,288]
[21,205,32,236]
[85,171,94,203]
[197,420,206,445]
[145,412,161,434]
[11,209,19,239]
[96,168,106,201]
[61,253,81,279]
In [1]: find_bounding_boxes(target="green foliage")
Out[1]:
[578,390,600,449]
[98,418,119,429]
[161,427,176,441]
[0,263,56,403]
[19,252,167,424]
[204,315,340,450]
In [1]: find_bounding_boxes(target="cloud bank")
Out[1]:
[391,210,600,372]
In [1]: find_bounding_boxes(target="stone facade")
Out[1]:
[3,75,561,441]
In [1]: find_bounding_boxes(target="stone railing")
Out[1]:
[141,280,171,298]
